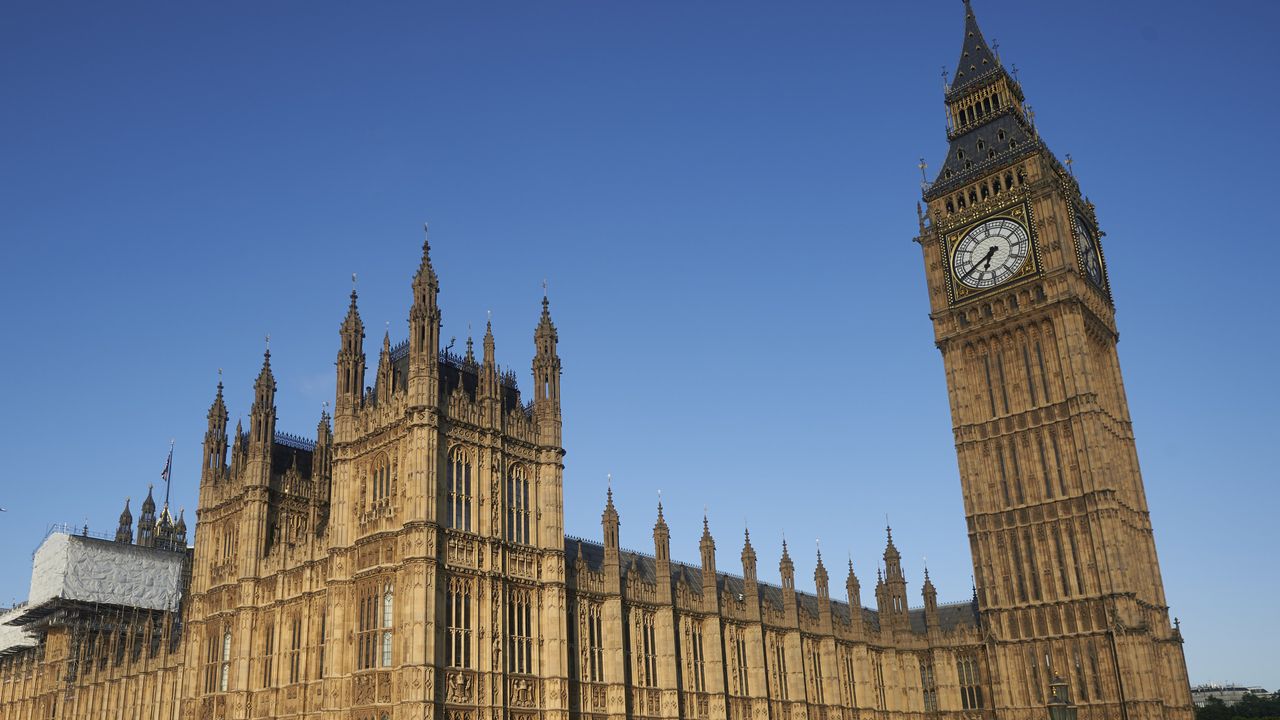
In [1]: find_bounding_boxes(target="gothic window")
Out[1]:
[203,632,220,693]
[957,654,984,709]
[447,447,473,532]
[507,464,531,545]
[684,618,707,693]
[1068,522,1086,593]
[1037,433,1054,499]
[1005,171,1015,188]
[371,455,391,505]
[318,610,326,678]
[995,351,1011,413]
[1050,432,1067,496]
[288,613,302,684]
[1073,644,1090,702]
[873,655,886,710]
[632,609,658,687]
[220,630,232,692]
[806,639,824,704]
[840,647,857,705]
[357,580,393,670]
[582,601,604,682]
[1053,528,1072,597]
[508,588,533,674]
[727,625,750,695]
[945,199,954,214]
[1010,531,1029,602]
[446,578,473,668]
[981,182,990,199]
[1087,640,1102,699]
[982,354,997,417]
[769,632,789,700]
[1009,441,1026,503]
[1023,345,1038,406]
[262,621,275,688]
[1027,649,1044,703]
[920,658,938,712]
[977,139,985,151]
[382,582,394,667]
[1024,528,1042,600]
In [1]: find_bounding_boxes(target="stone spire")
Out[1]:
[408,225,441,405]
[741,527,758,591]
[336,282,366,417]
[814,541,829,598]
[653,495,669,562]
[779,538,795,591]
[249,345,276,449]
[137,485,157,546]
[375,329,393,404]
[201,378,229,486]
[115,498,133,543]
[174,508,187,545]
[532,291,562,445]
[601,477,620,566]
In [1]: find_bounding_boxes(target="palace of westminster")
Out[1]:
[0,3,1194,719]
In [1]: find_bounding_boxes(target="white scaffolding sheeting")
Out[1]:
[27,533,185,613]
[0,606,36,655]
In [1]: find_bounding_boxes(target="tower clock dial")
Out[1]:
[1075,218,1105,288]
[951,217,1030,290]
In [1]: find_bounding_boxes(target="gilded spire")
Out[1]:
[414,223,438,289]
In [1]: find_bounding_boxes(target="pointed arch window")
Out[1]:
[446,578,473,668]
[357,579,393,670]
[507,464,531,545]
[508,588,534,674]
[371,455,391,506]
[447,447,473,532]
[220,630,231,692]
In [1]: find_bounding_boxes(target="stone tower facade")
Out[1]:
[916,2,1193,719]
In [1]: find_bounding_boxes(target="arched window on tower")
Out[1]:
[507,465,531,545]
[371,455,391,506]
[447,447,473,532]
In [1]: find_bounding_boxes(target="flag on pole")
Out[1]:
[161,440,174,507]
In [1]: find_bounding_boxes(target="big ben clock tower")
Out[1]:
[918,3,1193,718]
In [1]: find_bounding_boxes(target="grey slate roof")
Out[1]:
[951,1,997,95]
[926,111,1041,200]
[563,536,978,635]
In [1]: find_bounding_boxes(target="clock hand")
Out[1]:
[962,246,998,281]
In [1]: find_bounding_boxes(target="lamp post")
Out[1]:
[1047,674,1077,720]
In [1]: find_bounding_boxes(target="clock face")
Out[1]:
[951,217,1030,290]
[1075,218,1104,287]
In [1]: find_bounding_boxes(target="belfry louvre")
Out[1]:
[0,3,1193,719]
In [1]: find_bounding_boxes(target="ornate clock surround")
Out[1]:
[938,195,1042,305]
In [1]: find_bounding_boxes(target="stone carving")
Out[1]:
[446,671,473,703]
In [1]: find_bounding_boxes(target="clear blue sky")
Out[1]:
[2,0,1276,687]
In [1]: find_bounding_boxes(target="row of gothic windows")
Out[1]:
[447,447,534,545]
[944,167,1025,214]
[356,582,394,670]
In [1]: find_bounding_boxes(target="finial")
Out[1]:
[265,333,271,353]
[1065,153,1075,177]
[848,552,854,572]
[941,66,950,92]
[917,157,928,183]
[991,38,1000,64]
[542,278,548,298]
[1011,63,1020,83]
[656,489,664,520]
[422,221,430,247]
[816,538,823,562]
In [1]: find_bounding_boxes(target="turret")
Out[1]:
[882,526,909,626]
[814,543,831,626]
[740,528,760,616]
[311,410,333,531]
[174,509,187,547]
[201,380,228,485]
[479,319,498,410]
[249,348,276,453]
[601,480,620,574]
[375,330,393,405]
[653,499,671,603]
[408,226,441,406]
[532,292,562,444]
[922,567,939,630]
[115,498,133,543]
[846,558,863,638]
[137,485,157,546]
[779,539,795,591]
[336,285,366,421]
[700,513,718,606]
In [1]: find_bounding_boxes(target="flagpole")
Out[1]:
[163,439,174,508]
